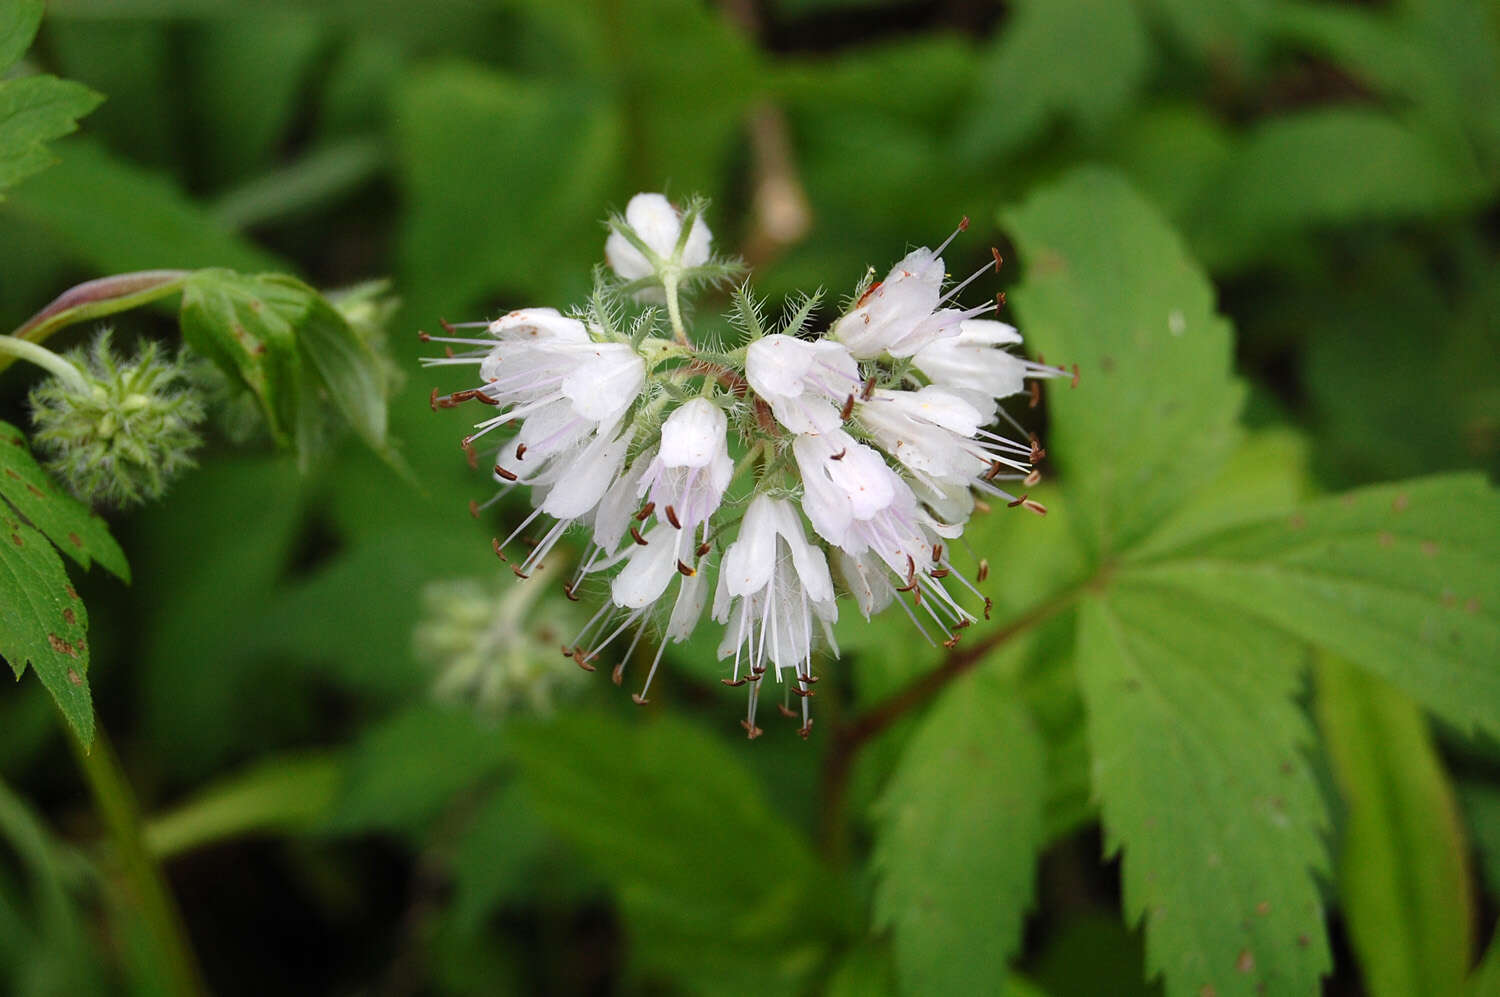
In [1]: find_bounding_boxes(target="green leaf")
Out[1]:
[511,710,842,996]
[1004,167,1244,561]
[1458,780,1500,899]
[0,0,43,73]
[282,279,389,452]
[1315,655,1473,997]
[1140,0,1271,70]
[0,422,128,580]
[327,704,510,833]
[872,670,1046,995]
[960,0,1150,158]
[0,76,103,199]
[1129,474,1500,739]
[1076,583,1330,997]
[3,140,284,273]
[0,511,92,745]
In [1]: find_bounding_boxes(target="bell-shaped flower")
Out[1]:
[910,318,1027,422]
[745,333,860,434]
[605,192,713,284]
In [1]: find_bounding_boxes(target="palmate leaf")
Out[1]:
[872,669,1046,995]
[1076,583,1330,997]
[1315,656,1474,997]
[1003,167,1244,561]
[0,422,127,580]
[1128,474,1500,740]
[0,0,102,201]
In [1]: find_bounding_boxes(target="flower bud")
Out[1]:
[605,192,713,287]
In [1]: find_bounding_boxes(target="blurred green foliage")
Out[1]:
[1,1,1498,995]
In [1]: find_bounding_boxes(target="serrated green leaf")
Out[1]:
[0,512,92,745]
[873,671,1045,995]
[1128,474,1500,739]
[0,76,103,198]
[0,0,43,73]
[3,140,283,273]
[327,703,510,834]
[1076,584,1330,997]
[1315,655,1473,997]
[0,422,128,581]
[511,710,841,997]
[960,0,1149,159]
[1004,167,1244,561]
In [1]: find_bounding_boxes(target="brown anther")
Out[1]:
[464,444,477,469]
[514,442,527,460]
[791,686,814,698]
[954,618,972,630]
[491,538,507,561]
[958,216,970,231]
[562,582,581,602]
[635,502,655,522]
[1029,433,1046,463]
[721,677,747,687]
[1022,499,1048,516]
[1028,380,1041,408]
[629,525,648,546]
[468,499,480,519]
[664,505,682,529]
[429,387,440,411]
[745,672,762,683]
[742,720,764,739]
[912,587,923,606]
[830,448,847,461]
[1070,363,1080,388]
[932,543,943,563]
[984,596,993,620]
[860,375,876,401]
[977,558,990,583]
[561,645,574,658]
[611,661,626,685]
[418,330,432,342]
[991,247,1004,271]
[511,565,529,579]
[797,720,814,739]
[449,390,478,405]
[1023,469,1042,486]
[801,674,820,684]
[777,703,796,718]
[840,394,856,421]
[983,460,1004,482]
[494,464,518,482]
[444,346,454,358]
[473,392,499,406]
[996,291,1007,309]
[696,540,712,557]
[573,650,597,673]
[930,567,950,578]
[942,635,961,649]
[440,317,457,333]
[676,560,696,577]
[631,693,649,705]
[1007,493,1028,508]
[973,498,992,514]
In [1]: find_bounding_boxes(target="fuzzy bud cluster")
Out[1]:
[28,330,205,508]
[424,193,1072,737]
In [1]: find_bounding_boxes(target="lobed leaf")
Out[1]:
[1315,655,1473,997]
[1128,474,1500,740]
[872,670,1046,995]
[0,421,128,581]
[1076,583,1330,997]
[0,0,44,73]
[0,511,93,745]
[0,76,103,199]
[1004,167,1244,561]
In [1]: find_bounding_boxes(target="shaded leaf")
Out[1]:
[1129,474,1500,739]
[1315,655,1473,997]
[0,1,43,73]
[0,76,102,198]
[873,670,1045,995]
[1004,167,1244,560]
[0,422,128,580]
[0,511,92,744]
[1077,584,1330,997]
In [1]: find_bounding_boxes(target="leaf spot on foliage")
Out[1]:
[1255,900,1270,915]
[3,468,18,479]
[1392,492,1410,512]
[10,532,21,547]
[62,608,75,625]
[1297,934,1309,948]
[66,668,82,686]
[1236,949,1255,974]
[1421,540,1439,557]
[47,633,76,656]
[25,482,44,497]
[65,585,78,600]
[67,531,82,548]
[1377,531,1394,548]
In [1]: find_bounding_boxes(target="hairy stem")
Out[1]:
[0,335,89,392]
[663,270,689,346]
[818,583,1084,862]
[68,725,206,996]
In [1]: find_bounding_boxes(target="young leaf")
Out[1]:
[0,76,103,199]
[1004,167,1244,561]
[1315,655,1474,997]
[1128,474,1500,740]
[872,670,1046,995]
[0,511,92,745]
[1076,583,1330,997]
[0,0,43,73]
[0,421,128,580]
[511,710,844,996]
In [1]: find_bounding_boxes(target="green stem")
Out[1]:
[67,725,206,997]
[0,270,191,376]
[0,335,89,392]
[663,270,689,346]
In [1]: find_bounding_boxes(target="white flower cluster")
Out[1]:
[424,193,1071,738]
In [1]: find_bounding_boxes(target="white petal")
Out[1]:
[610,524,679,609]
[658,398,727,469]
[487,308,589,343]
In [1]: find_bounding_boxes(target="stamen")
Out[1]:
[991,247,1004,271]
[860,375,876,401]
[629,526,648,546]
[494,464,518,482]
[840,394,855,421]
[665,505,681,529]
[635,502,655,522]
[933,215,969,258]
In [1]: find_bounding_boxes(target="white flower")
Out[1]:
[911,318,1026,422]
[639,398,732,536]
[713,495,838,737]
[830,247,947,359]
[605,192,713,284]
[745,333,860,433]
[486,307,590,343]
